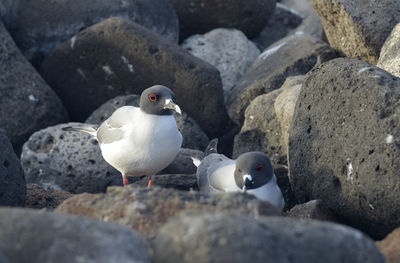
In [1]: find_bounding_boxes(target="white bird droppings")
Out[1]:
[259,42,286,60]
[346,158,353,183]
[276,3,304,18]
[102,65,114,75]
[357,67,374,75]
[28,94,38,102]
[70,36,76,49]
[121,56,134,73]
[249,115,254,120]
[386,134,394,144]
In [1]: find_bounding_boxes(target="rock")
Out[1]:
[153,212,384,263]
[181,28,260,101]
[0,129,26,206]
[21,123,121,194]
[286,200,336,221]
[0,0,17,26]
[0,22,68,152]
[25,183,73,210]
[291,11,324,40]
[41,17,230,138]
[0,207,149,263]
[0,252,9,263]
[281,0,315,17]
[312,0,400,64]
[226,34,336,125]
[376,227,400,263]
[377,23,400,78]
[86,95,209,150]
[232,76,303,164]
[56,185,281,238]
[7,0,178,66]
[169,0,277,41]
[254,3,303,51]
[161,148,204,175]
[233,89,285,163]
[274,164,298,210]
[274,75,303,149]
[134,174,198,191]
[289,58,400,239]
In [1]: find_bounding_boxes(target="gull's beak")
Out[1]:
[242,174,253,192]
[164,99,181,114]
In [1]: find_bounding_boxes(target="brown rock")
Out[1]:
[25,184,73,210]
[376,227,400,263]
[56,186,280,238]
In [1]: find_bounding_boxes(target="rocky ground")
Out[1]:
[0,0,400,262]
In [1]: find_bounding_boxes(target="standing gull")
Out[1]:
[194,139,285,210]
[63,85,183,187]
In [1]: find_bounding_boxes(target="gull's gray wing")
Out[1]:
[197,153,235,193]
[97,106,138,144]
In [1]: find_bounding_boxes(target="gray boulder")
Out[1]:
[0,0,17,25]
[0,130,26,206]
[21,123,121,194]
[254,3,303,51]
[286,199,336,222]
[291,11,324,41]
[312,0,400,64]
[86,94,209,150]
[153,212,384,263]
[281,0,315,17]
[378,23,400,78]
[7,0,178,66]
[41,17,230,138]
[0,207,149,263]
[169,0,277,40]
[181,28,260,102]
[0,21,68,152]
[57,185,281,238]
[161,148,204,175]
[289,58,400,239]
[0,252,9,263]
[226,34,336,125]
[233,76,304,164]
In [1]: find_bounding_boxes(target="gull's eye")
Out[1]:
[256,165,264,172]
[149,93,157,102]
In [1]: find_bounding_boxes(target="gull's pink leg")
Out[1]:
[123,174,129,187]
[147,175,153,188]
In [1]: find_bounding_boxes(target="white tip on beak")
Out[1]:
[164,99,182,114]
[243,174,252,182]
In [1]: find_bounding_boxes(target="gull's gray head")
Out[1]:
[140,85,181,115]
[233,152,274,191]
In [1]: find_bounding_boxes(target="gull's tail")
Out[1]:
[191,138,219,167]
[62,124,98,138]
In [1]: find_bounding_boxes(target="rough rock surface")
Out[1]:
[21,123,121,194]
[292,11,324,41]
[169,0,277,40]
[134,174,198,191]
[56,186,280,238]
[312,0,400,64]
[25,184,73,210]
[86,95,209,150]
[41,17,229,138]
[281,0,315,17]
[233,76,303,164]
[286,199,336,221]
[254,3,303,51]
[0,0,17,26]
[153,212,384,263]
[227,34,336,124]
[0,129,26,206]
[8,0,179,66]
[181,28,260,101]
[377,23,400,78]
[0,208,149,263]
[376,227,400,263]
[289,58,400,239]
[0,22,68,152]
[274,164,298,210]
[0,252,9,263]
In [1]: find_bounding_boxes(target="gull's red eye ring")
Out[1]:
[149,93,157,102]
[256,165,264,172]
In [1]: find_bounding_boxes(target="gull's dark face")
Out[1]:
[140,85,181,116]
[233,152,274,190]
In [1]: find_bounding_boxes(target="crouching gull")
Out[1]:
[63,85,183,187]
[193,139,285,210]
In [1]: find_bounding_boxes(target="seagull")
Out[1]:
[193,139,285,210]
[63,85,183,187]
